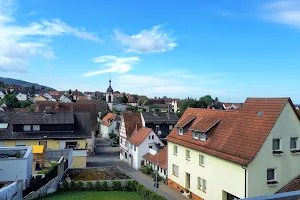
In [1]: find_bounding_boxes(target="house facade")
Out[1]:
[0,111,91,168]
[0,91,6,99]
[119,112,142,164]
[100,113,121,138]
[127,127,164,169]
[144,146,168,179]
[142,111,179,139]
[0,146,33,188]
[34,96,47,103]
[166,98,300,200]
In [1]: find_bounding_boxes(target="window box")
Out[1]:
[272,150,283,155]
[267,180,278,186]
[291,149,300,154]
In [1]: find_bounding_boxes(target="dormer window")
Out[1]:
[193,131,199,139]
[23,125,31,131]
[199,132,206,141]
[178,128,183,135]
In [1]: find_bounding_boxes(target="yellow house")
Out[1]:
[166,98,300,200]
[34,96,47,103]
[0,111,91,168]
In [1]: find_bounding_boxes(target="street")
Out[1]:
[87,138,187,200]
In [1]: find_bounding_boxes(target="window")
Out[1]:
[197,177,202,189]
[267,168,275,181]
[174,145,178,155]
[130,144,133,149]
[199,132,206,141]
[0,141,4,147]
[152,135,154,140]
[120,138,122,143]
[125,152,127,159]
[32,125,40,131]
[203,179,207,192]
[186,150,190,160]
[172,164,179,176]
[149,145,153,149]
[16,141,25,146]
[178,128,183,135]
[164,169,166,175]
[39,141,47,148]
[23,125,31,131]
[66,141,78,149]
[272,138,281,150]
[134,145,136,151]
[290,137,298,150]
[193,131,199,139]
[160,168,163,173]
[199,155,205,166]
[148,135,151,139]
[169,125,173,132]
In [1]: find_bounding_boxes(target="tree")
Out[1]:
[41,86,45,90]
[112,109,121,115]
[121,93,128,103]
[20,100,33,108]
[0,81,5,88]
[131,94,139,102]
[126,106,139,113]
[68,89,72,94]
[199,95,214,108]
[0,93,21,108]
[100,111,109,119]
[31,85,35,90]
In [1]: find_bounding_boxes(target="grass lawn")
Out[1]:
[41,191,142,200]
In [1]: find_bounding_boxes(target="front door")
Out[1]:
[131,155,133,166]
[185,173,190,189]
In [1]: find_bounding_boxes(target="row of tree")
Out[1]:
[0,93,33,109]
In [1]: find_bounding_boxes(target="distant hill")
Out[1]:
[0,77,56,91]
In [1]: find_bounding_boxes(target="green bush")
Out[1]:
[125,180,136,191]
[87,181,93,190]
[77,181,84,190]
[136,184,144,195]
[62,181,69,191]
[70,181,77,190]
[95,181,101,190]
[135,183,167,200]
[112,181,122,190]
[141,165,153,175]
[151,172,163,182]
[102,181,109,191]
[141,188,151,199]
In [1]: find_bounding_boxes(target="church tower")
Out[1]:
[106,78,114,103]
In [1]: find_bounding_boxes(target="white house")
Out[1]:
[119,112,142,164]
[0,91,6,99]
[100,113,121,139]
[16,93,27,101]
[171,101,178,113]
[166,97,300,200]
[0,146,33,189]
[143,146,168,179]
[60,97,72,103]
[127,127,164,170]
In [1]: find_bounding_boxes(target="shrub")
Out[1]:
[62,181,69,191]
[125,180,135,191]
[136,184,144,195]
[141,166,153,175]
[87,181,93,190]
[77,181,84,190]
[151,172,163,182]
[102,181,109,191]
[70,181,77,190]
[141,188,151,199]
[95,181,101,190]
[112,181,122,190]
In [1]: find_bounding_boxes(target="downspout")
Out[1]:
[242,166,247,198]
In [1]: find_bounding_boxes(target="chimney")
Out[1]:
[135,122,141,131]
[54,102,59,112]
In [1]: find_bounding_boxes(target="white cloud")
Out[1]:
[114,25,177,53]
[263,0,300,27]
[0,0,100,72]
[82,55,140,77]
[114,73,244,98]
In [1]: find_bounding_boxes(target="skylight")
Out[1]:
[257,111,264,117]
[0,123,8,129]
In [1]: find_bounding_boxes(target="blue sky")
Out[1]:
[1,0,300,103]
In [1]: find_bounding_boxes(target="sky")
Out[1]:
[0,0,300,103]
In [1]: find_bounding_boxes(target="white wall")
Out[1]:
[248,102,300,197]
[119,117,129,163]
[0,148,32,188]
[16,93,27,101]
[128,130,164,170]
[100,124,109,138]
[168,142,245,200]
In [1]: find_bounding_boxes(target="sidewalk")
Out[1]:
[118,162,187,200]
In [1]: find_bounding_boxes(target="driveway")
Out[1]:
[87,138,187,200]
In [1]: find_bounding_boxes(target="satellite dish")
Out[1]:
[158,130,162,136]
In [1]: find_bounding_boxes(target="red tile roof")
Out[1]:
[128,127,152,146]
[48,91,59,95]
[176,113,197,127]
[189,115,223,132]
[102,113,118,127]
[122,112,142,138]
[276,175,300,193]
[143,146,168,169]
[167,98,300,166]
[128,96,137,103]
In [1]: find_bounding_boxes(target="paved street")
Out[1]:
[87,138,187,200]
